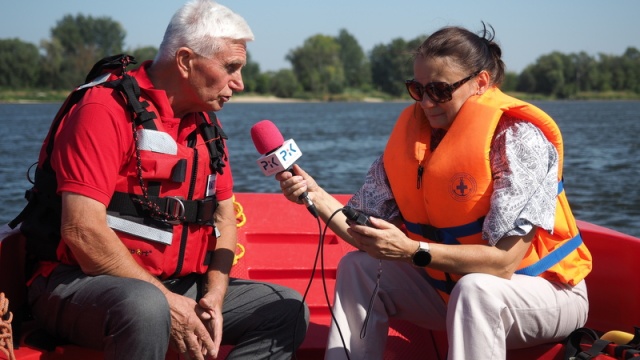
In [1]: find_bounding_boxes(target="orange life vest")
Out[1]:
[383,87,592,300]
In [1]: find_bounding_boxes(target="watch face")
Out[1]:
[413,250,432,267]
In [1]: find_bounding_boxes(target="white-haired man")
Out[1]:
[23,1,308,359]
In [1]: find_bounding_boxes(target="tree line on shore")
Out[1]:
[1,14,639,101]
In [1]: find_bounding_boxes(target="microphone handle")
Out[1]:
[287,167,319,218]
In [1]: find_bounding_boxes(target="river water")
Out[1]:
[1,100,638,237]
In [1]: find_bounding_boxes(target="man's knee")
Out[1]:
[107,279,171,334]
[265,283,308,326]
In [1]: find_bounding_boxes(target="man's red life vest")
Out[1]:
[12,55,228,280]
[81,105,219,279]
[383,87,592,301]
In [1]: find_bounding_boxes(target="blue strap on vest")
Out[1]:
[558,179,564,194]
[415,233,583,294]
[404,218,483,245]
[514,233,583,276]
[422,273,453,294]
[405,180,566,244]
[405,179,579,280]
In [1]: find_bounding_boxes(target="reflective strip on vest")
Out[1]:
[137,129,178,155]
[76,72,111,90]
[107,215,173,245]
[515,234,583,276]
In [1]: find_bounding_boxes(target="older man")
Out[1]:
[21,1,308,359]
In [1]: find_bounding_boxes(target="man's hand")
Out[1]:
[167,292,217,360]
[197,293,224,357]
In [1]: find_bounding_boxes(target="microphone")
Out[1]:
[250,120,318,218]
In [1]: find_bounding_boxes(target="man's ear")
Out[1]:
[176,47,195,79]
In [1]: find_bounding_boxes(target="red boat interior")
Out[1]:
[1,192,639,359]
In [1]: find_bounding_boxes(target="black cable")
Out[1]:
[322,209,352,360]
[359,259,381,339]
[290,208,351,360]
[291,215,322,360]
[430,329,444,360]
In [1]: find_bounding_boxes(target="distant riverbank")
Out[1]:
[0,90,389,104]
[1,89,639,104]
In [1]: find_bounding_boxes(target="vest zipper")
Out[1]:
[417,164,424,189]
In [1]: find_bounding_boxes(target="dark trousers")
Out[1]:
[28,265,309,360]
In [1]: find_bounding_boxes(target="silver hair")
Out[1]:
[155,0,254,62]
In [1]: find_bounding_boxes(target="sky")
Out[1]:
[1,1,639,75]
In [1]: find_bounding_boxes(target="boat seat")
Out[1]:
[3,194,640,360]
[0,225,190,360]
[350,219,640,360]
[0,225,102,360]
[229,194,640,360]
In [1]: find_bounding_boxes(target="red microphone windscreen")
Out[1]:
[251,120,285,155]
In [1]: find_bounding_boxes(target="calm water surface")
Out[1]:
[1,100,638,237]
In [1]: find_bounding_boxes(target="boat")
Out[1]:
[1,192,639,360]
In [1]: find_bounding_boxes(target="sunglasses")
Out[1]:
[405,70,481,103]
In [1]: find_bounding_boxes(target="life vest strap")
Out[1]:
[558,179,564,194]
[515,233,583,276]
[421,233,583,294]
[422,271,454,295]
[108,192,217,226]
[404,180,565,244]
[199,112,228,175]
[105,74,158,128]
[404,217,484,244]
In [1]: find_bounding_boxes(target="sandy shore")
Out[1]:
[0,95,308,104]
[231,95,308,103]
[0,95,390,104]
[231,95,387,103]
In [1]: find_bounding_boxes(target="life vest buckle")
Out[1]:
[163,196,185,225]
[195,197,216,226]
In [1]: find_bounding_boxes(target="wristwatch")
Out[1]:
[411,241,432,267]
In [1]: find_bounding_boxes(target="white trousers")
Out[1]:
[325,251,588,360]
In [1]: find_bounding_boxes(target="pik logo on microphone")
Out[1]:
[256,139,303,176]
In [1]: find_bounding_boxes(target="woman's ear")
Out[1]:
[476,70,491,95]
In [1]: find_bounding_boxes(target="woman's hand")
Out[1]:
[346,217,416,263]
[276,164,318,204]
[348,216,536,278]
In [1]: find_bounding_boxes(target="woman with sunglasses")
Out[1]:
[278,23,591,359]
